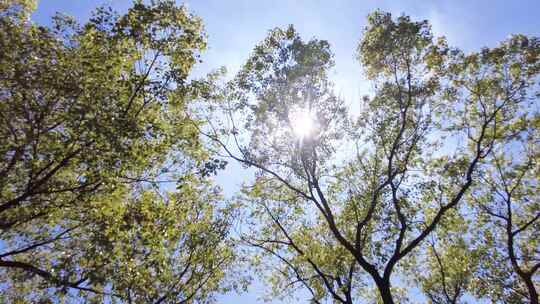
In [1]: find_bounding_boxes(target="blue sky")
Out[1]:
[31,1,540,303]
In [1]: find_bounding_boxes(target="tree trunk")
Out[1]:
[375,278,395,304]
[524,277,539,304]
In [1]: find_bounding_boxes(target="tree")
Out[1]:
[411,212,485,304]
[208,12,539,304]
[367,18,540,303]
[0,1,236,302]
[417,33,540,304]
[208,26,356,303]
[471,120,539,303]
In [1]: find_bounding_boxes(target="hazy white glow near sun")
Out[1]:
[290,109,315,138]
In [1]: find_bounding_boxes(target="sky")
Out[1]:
[31,1,540,303]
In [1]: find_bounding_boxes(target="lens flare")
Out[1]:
[290,108,315,138]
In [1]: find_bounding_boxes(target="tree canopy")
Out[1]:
[0,1,236,303]
[210,11,539,304]
[1,1,539,303]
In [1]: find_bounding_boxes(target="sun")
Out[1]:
[290,108,315,138]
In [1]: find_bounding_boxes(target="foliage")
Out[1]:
[1,2,538,303]
[211,11,540,304]
[0,1,235,303]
